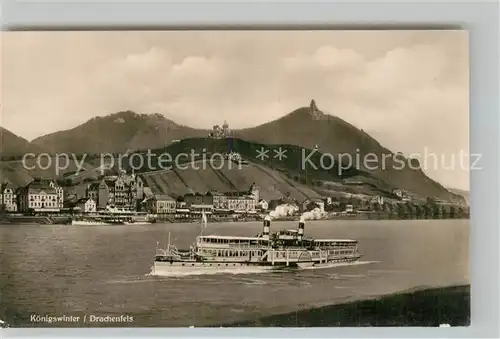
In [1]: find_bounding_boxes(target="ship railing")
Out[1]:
[197,242,264,249]
[168,245,180,256]
[227,243,263,249]
[155,244,179,256]
[155,248,168,256]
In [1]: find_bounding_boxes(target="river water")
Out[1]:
[0,219,468,327]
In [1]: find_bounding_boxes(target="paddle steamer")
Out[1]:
[153,214,362,273]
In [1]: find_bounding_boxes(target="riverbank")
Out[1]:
[218,285,470,327]
[0,208,470,225]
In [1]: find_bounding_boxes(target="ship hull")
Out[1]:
[71,220,124,226]
[153,254,362,274]
[124,221,153,225]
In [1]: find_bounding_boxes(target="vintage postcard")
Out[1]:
[0,30,469,328]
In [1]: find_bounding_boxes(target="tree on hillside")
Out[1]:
[457,206,469,219]
[421,204,429,219]
[432,204,442,219]
[306,202,320,211]
[441,205,448,219]
[415,205,423,219]
[449,206,456,219]
[405,202,415,219]
[383,203,393,218]
[396,203,406,219]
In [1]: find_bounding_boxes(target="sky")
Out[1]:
[0,31,469,190]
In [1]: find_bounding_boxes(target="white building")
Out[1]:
[143,195,176,214]
[77,198,97,213]
[257,199,268,211]
[17,178,62,213]
[227,196,256,213]
[0,183,18,212]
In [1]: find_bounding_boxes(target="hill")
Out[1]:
[2,102,465,202]
[447,188,469,205]
[31,111,209,154]
[0,127,45,158]
[117,137,460,202]
[0,156,97,188]
[233,104,456,201]
[0,136,465,204]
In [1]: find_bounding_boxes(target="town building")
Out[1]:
[184,192,214,215]
[301,198,325,213]
[392,189,403,199]
[226,195,256,213]
[257,199,269,211]
[345,204,354,214]
[249,183,259,205]
[370,195,384,206]
[86,171,144,211]
[211,120,231,139]
[143,195,176,214]
[86,181,109,210]
[17,178,63,213]
[181,185,258,215]
[392,188,411,202]
[1,182,18,212]
[76,198,97,213]
[174,198,191,219]
[212,191,228,210]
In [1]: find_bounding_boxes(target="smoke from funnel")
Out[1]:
[300,207,327,221]
[268,203,299,219]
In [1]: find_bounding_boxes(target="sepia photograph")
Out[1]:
[0,30,469,328]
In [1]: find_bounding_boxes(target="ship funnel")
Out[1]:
[263,215,271,240]
[298,216,305,241]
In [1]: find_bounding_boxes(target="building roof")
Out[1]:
[121,174,136,185]
[23,179,57,194]
[87,182,101,190]
[154,194,175,201]
[76,197,94,204]
[301,197,324,205]
[27,187,57,194]
[143,187,154,198]
[143,194,174,202]
[104,180,116,187]
[1,181,16,192]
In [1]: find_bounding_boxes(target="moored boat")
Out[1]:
[153,214,363,274]
[124,212,156,225]
[71,215,126,226]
